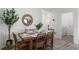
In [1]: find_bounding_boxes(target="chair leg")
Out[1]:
[51,45,53,50]
[51,40,53,50]
[44,40,47,50]
[29,41,32,50]
[15,45,16,50]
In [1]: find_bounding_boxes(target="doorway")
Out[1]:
[61,12,74,36]
[61,12,74,42]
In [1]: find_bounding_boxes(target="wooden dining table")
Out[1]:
[18,29,54,49]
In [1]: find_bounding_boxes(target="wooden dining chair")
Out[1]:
[35,33,46,50]
[23,36,34,50]
[12,32,26,50]
[46,32,54,50]
[32,37,36,50]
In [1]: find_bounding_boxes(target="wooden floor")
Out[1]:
[53,35,79,50]
[2,35,79,50]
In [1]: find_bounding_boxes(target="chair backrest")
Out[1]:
[12,32,17,44]
[37,33,46,42]
[35,33,46,49]
[24,36,34,50]
[47,32,53,40]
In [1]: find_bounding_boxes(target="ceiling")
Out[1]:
[43,8,77,13]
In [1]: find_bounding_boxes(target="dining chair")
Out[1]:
[12,32,26,50]
[46,32,53,50]
[31,37,36,50]
[23,36,34,50]
[35,33,46,50]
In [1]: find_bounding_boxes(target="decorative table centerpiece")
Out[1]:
[34,22,43,33]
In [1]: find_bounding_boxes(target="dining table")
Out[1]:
[18,29,54,49]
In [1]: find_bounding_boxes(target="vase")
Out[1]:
[6,39,13,47]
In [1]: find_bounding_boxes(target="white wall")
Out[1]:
[55,14,62,39]
[42,10,62,39]
[73,9,79,44]
[0,8,8,49]
[11,8,42,33]
[72,9,79,44]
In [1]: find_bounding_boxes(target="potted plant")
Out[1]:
[0,8,19,46]
[35,22,43,32]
